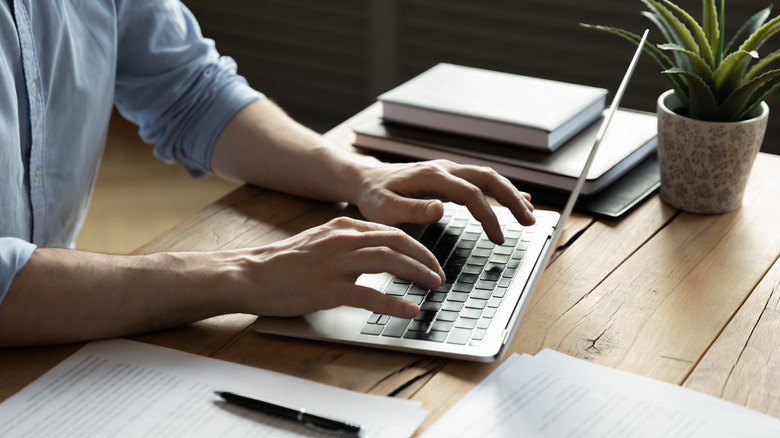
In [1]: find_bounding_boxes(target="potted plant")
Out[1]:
[583,0,780,214]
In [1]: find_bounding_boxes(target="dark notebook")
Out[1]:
[353,110,658,198]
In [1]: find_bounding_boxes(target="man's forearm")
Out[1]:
[210,99,376,205]
[0,248,238,346]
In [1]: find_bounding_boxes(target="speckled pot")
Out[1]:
[656,90,768,214]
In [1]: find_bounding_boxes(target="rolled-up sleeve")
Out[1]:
[113,0,265,177]
[0,238,36,305]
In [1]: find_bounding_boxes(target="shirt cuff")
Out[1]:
[0,237,37,306]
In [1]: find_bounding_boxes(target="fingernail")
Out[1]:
[425,203,440,223]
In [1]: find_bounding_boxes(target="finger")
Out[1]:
[366,197,445,226]
[344,285,419,318]
[331,220,445,276]
[406,169,506,243]
[447,165,537,227]
[348,246,444,289]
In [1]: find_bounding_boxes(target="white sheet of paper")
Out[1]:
[0,339,427,437]
[422,349,780,437]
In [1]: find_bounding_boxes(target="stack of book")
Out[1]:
[353,63,660,217]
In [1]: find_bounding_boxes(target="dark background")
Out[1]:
[183,0,780,155]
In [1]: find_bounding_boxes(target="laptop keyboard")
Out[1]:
[360,206,533,346]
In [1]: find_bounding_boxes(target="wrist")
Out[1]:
[335,152,382,207]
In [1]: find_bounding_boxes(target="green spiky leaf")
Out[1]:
[641,11,689,69]
[745,48,780,81]
[658,43,716,88]
[642,0,700,53]
[724,6,772,56]
[720,69,780,120]
[714,50,759,101]
[740,13,780,52]
[663,68,720,120]
[663,0,715,67]
[703,0,720,64]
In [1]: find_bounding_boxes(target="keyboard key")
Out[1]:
[476,240,495,250]
[455,317,478,329]
[405,294,425,305]
[461,232,481,241]
[472,328,487,340]
[489,254,510,264]
[488,297,502,308]
[431,320,454,332]
[403,330,448,342]
[446,292,470,302]
[482,307,497,319]
[480,271,502,282]
[360,323,384,335]
[467,256,488,266]
[458,273,479,284]
[465,298,488,309]
[407,320,433,332]
[442,301,465,312]
[493,246,514,256]
[432,283,453,293]
[367,313,381,324]
[492,287,507,298]
[471,289,493,300]
[477,318,491,329]
[381,318,411,337]
[461,308,482,319]
[456,239,477,249]
[452,282,474,293]
[473,248,493,258]
[419,224,445,249]
[475,280,498,290]
[420,301,442,312]
[414,311,438,322]
[386,283,410,296]
[425,292,447,303]
[462,264,483,275]
[447,328,473,345]
[436,310,460,322]
[407,285,429,296]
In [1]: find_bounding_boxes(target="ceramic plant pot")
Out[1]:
[656,89,769,214]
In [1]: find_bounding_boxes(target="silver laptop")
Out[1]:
[253,31,649,362]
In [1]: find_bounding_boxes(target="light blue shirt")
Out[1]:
[0,0,264,303]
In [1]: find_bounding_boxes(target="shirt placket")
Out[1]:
[13,0,46,244]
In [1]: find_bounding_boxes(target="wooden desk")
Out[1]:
[3,105,780,434]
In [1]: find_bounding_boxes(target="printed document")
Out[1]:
[423,349,780,437]
[0,339,427,437]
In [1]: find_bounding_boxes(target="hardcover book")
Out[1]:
[378,63,608,151]
[353,108,658,196]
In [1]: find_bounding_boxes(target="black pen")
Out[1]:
[215,391,362,435]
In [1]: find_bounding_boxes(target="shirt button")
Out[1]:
[30,81,37,94]
[33,168,41,182]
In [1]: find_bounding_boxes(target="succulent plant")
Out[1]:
[583,0,780,122]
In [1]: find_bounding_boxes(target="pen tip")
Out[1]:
[214,391,223,397]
